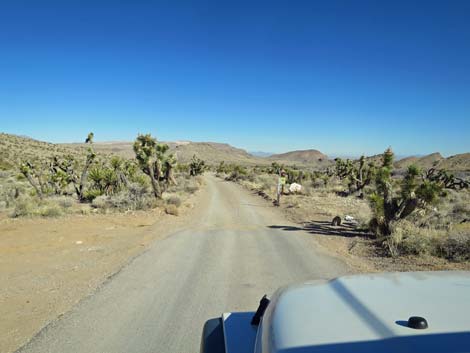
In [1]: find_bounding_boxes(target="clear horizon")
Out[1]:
[1,1,469,157]
[0,130,461,159]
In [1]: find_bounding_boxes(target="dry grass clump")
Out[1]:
[165,204,179,216]
[91,184,158,212]
[230,168,470,266]
[407,190,470,229]
[235,171,373,226]
[283,192,372,226]
[388,220,470,261]
[165,195,182,207]
[11,196,76,218]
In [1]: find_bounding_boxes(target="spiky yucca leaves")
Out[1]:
[369,148,443,236]
[189,155,205,176]
[88,166,118,194]
[110,156,131,189]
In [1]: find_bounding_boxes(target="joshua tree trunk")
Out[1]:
[23,171,43,199]
[148,169,162,198]
[76,155,94,201]
[165,165,177,186]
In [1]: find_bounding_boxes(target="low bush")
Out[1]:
[165,204,179,216]
[185,184,199,194]
[11,197,38,217]
[436,227,470,261]
[387,220,470,261]
[166,195,182,207]
[39,204,63,217]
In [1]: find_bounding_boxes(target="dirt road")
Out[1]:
[18,176,350,353]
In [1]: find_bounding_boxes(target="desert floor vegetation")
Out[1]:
[0,132,208,353]
[216,150,470,270]
[0,133,206,220]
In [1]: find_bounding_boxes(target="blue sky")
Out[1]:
[0,0,469,157]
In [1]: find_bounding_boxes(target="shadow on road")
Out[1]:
[268,221,372,238]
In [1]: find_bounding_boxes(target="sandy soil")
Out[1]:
[0,187,204,353]
[238,181,470,273]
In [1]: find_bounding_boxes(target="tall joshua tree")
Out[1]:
[370,148,442,236]
[335,156,375,196]
[20,161,45,199]
[133,134,172,198]
[189,155,205,176]
[51,132,96,201]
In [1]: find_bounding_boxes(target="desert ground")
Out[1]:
[1,133,469,353]
[1,185,202,353]
[5,175,350,353]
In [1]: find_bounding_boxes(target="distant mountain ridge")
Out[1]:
[249,151,273,157]
[62,140,330,167]
[268,149,330,166]
[1,133,469,172]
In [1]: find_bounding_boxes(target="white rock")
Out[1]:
[289,183,302,193]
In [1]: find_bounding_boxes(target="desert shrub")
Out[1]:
[92,195,109,209]
[165,204,179,216]
[387,220,470,261]
[387,220,441,257]
[11,197,38,217]
[83,189,103,202]
[226,165,248,181]
[185,184,199,194]
[39,204,63,217]
[0,201,6,210]
[91,183,158,211]
[189,155,205,176]
[436,231,470,261]
[51,196,74,209]
[166,195,182,207]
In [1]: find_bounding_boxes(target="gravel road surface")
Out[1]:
[19,176,349,353]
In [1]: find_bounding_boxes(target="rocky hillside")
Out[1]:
[63,140,265,165]
[394,152,469,174]
[395,153,444,170]
[269,149,330,167]
[65,140,330,166]
[0,133,83,171]
[3,133,468,172]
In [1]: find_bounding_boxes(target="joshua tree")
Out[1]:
[335,156,375,196]
[312,170,330,187]
[50,133,96,201]
[349,156,376,196]
[334,158,354,180]
[110,156,130,189]
[20,161,45,199]
[133,134,172,198]
[85,132,94,144]
[424,168,469,190]
[369,148,442,236]
[163,154,177,186]
[189,155,205,176]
